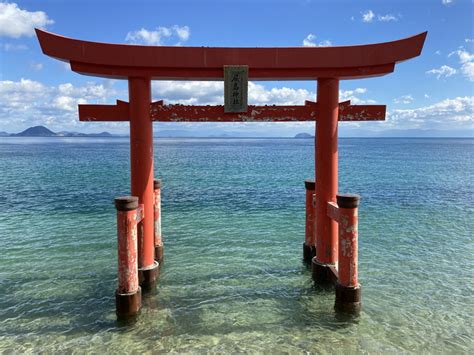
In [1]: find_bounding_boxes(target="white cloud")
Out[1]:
[173,25,190,42]
[2,78,472,136]
[152,81,373,106]
[361,10,375,22]
[153,81,223,105]
[0,79,122,132]
[388,96,474,129]
[125,25,190,46]
[0,2,53,38]
[465,39,474,44]
[394,95,414,104]
[0,77,373,132]
[426,65,457,79]
[339,88,377,104]
[424,94,430,99]
[361,10,399,23]
[377,14,398,22]
[442,0,453,5]
[449,49,474,81]
[302,34,332,47]
[249,83,312,105]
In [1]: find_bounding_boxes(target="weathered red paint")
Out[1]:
[315,78,339,266]
[78,100,386,123]
[116,207,140,293]
[153,180,162,248]
[304,180,316,247]
[114,196,143,318]
[129,78,155,271]
[335,195,360,288]
[35,29,426,80]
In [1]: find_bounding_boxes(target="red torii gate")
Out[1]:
[36,29,426,319]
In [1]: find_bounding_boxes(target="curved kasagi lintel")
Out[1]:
[69,62,396,81]
[36,29,426,80]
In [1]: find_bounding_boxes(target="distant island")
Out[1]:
[2,126,118,137]
[1,126,318,139]
[294,133,314,138]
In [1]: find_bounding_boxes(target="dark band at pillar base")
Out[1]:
[138,260,159,292]
[154,244,164,263]
[312,258,338,285]
[116,286,141,319]
[303,243,316,263]
[335,283,361,314]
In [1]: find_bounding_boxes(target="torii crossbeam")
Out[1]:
[36,29,426,317]
[79,100,386,122]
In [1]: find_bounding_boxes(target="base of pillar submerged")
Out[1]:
[303,243,316,263]
[115,287,142,319]
[335,283,361,314]
[138,261,160,292]
[154,243,164,263]
[311,258,338,285]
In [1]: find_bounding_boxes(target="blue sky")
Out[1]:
[0,0,472,136]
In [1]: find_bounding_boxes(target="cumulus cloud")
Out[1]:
[0,2,53,38]
[302,34,332,47]
[152,81,373,106]
[0,79,121,132]
[361,10,399,23]
[125,25,190,46]
[339,88,376,104]
[426,65,457,79]
[0,77,378,133]
[449,49,474,81]
[388,96,474,130]
[361,10,375,22]
[1,78,472,136]
[442,0,453,5]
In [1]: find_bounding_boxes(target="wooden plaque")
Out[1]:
[224,65,248,113]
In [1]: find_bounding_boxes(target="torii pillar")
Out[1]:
[128,77,159,289]
[313,78,340,282]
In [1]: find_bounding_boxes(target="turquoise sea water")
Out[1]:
[0,137,472,353]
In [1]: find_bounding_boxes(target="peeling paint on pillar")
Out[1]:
[153,179,162,247]
[336,194,360,288]
[115,198,140,294]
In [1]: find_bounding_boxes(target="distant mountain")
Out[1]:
[8,126,118,137]
[14,126,56,137]
[87,131,113,137]
[294,133,313,138]
[57,131,114,137]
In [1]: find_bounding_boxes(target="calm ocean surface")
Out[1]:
[0,137,472,353]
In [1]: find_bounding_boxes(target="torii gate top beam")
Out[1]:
[36,29,426,81]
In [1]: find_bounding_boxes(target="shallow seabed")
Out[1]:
[0,137,472,353]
